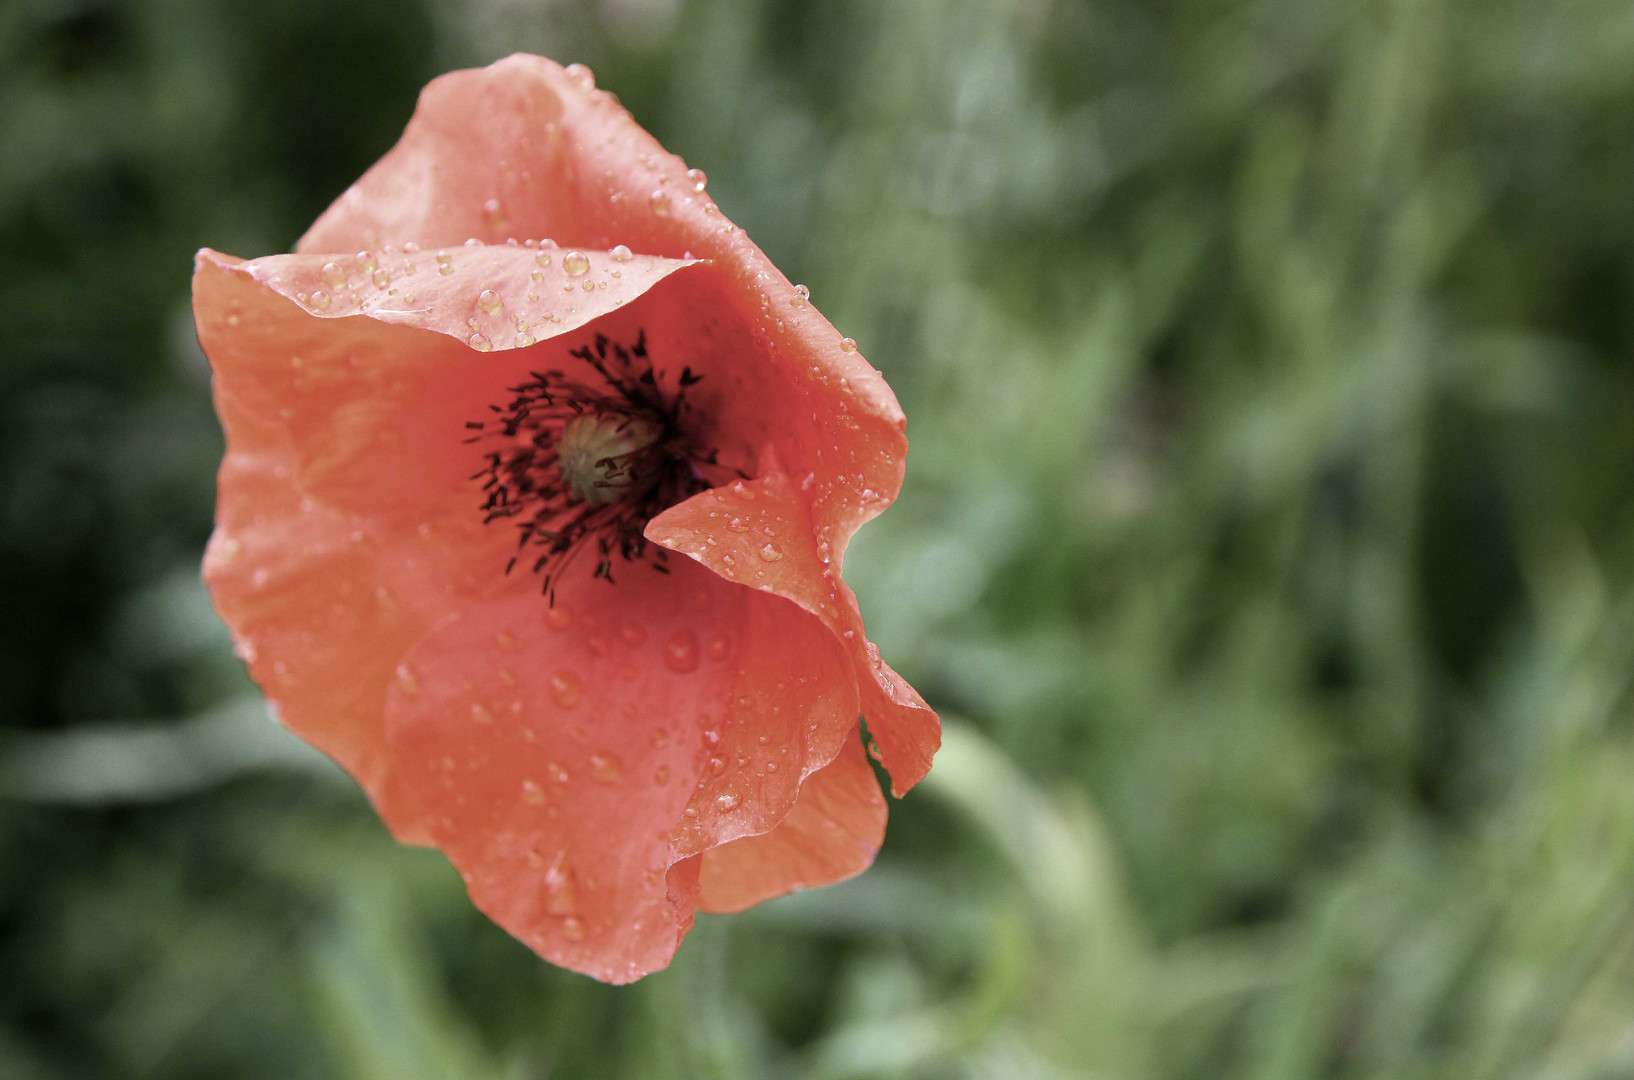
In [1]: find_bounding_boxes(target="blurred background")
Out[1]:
[7,0,1634,1076]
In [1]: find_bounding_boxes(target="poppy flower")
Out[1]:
[193,54,939,982]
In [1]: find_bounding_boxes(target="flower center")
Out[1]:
[466,331,720,601]
[555,414,663,506]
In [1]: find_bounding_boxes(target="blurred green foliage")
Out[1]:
[6,0,1634,1076]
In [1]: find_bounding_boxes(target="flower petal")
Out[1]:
[697,726,885,914]
[646,473,941,795]
[382,555,862,982]
[297,54,910,579]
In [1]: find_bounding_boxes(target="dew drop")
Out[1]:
[561,917,587,942]
[564,63,595,91]
[545,863,578,914]
[478,288,503,313]
[535,252,552,268]
[439,263,456,276]
[521,779,546,805]
[549,670,583,707]
[545,606,572,631]
[652,765,670,785]
[686,168,707,192]
[483,197,506,227]
[469,703,494,724]
[515,330,536,347]
[652,727,671,747]
[589,752,623,784]
[371,268,390,288]
[840,337,858,353]
[465,237,483,247]
[403,241,420,254]
[791,284,809,307]
[663,630,700,674]
[726,516,749,533]
[759,542,784,562]
[321,262,346,287]
[355,251,377,272]
[649,189,670,215]
[562,250,590,276]
[310,290,331,310]
[610,243,633,262]
[707,635,731,662]
[548,761,570,783]
[468,332,492,352]
[587,635,610,657]
[715,792,740,812]
[531,269,545,282]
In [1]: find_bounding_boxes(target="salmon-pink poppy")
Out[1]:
[193,54,939,982]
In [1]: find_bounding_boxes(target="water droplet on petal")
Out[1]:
[545,862,577,914]
[478,288,503,312]
[355,251,376,272]
[549,671,583,707]
[716,792,740,812]
[515,330,536,347]
[707,635,731,662]
[663,630,700,673]
[468,332,492,351]
[545,606,572,631]
[561,916,586,941]
[321,262,346,287]
[562,250,590,276]
[759,542,784,562]
[652,765,670,785]
[791,284,809,307]
[310,290,331,310]
[610,244,633,262]
[687,168,707,192]
[483,197,506,228]
[522,779,546,805]
[469,703,493,724]
[564,63,595,90]
[649,189,670,215]
[589,752,623,783]
[726,517,749,533]
[439,263,456,276]
[395,664,419,695]
[371,268,390,288]
[840,337,858,353]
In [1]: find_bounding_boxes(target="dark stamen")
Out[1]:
[467,329,719,603]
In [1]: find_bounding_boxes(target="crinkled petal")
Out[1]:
[646,473,940,794]
[383,556,861,982]
[297,53,909,574]
[195,245,696,518]
[698,726,885,914]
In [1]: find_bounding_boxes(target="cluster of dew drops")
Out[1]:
[286,59,862,362]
